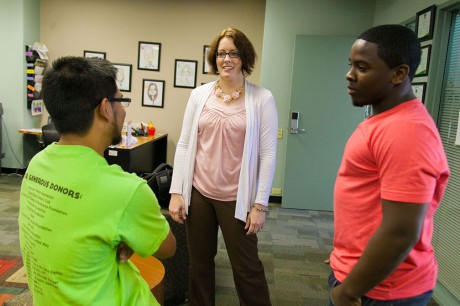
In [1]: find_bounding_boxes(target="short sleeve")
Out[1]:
[377,121,442,203]
[117,181,170,257]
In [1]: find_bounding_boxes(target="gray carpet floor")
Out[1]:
[0,173,440,305]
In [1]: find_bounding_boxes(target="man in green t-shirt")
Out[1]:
[19,56,176,305]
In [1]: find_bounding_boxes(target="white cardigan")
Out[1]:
[170,80,278,222]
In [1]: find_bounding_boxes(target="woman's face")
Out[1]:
[216,37,243,80]
[116,70,124,84]
[148,84,157,98]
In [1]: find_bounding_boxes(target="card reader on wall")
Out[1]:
[290,111,305,134]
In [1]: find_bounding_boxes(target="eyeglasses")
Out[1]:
[108,97,131,108]
[216,51,240,58]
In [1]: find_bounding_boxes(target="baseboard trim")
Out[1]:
[269,195,282,204]
[3,168,285,204]
[1,167,26,176]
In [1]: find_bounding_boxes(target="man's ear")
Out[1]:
[98,98,111,121]
[392,64,410,85]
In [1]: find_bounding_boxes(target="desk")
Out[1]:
[131,253,165,305]
[19,128,42,135]
[19,130,167,174]
[19,129,44,166]
[104,134,167,174]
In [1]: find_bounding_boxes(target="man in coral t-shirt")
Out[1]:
[329,25,449,306]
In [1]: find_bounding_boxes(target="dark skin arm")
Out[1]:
[332,199,429,306]
[117,228,176,262]
[117,242,135,263]
[152,228,176,260]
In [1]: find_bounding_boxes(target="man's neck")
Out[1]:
[372,83,416,115]
[57,134,109,157]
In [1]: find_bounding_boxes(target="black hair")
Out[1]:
[42,56,118,134]
[357,24,421,80]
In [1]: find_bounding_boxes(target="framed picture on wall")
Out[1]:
[203,45,211,74]
[174,59,197,88]
[412,82,427,104]
[405,20,416,33]
[113,63,132,92]
[142,79,165,108]
[83,50,106,59]
[138,41,161,71]
[415,5,436,41]
[415,45,431,77]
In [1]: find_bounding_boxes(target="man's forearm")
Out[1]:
[339,226,418,299]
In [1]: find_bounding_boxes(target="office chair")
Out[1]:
[41,123,60,148]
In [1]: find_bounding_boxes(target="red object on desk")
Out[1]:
[148,127,156,136]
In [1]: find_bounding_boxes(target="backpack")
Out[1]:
[141,163,173,208]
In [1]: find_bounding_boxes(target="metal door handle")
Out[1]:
[290,128,306,134]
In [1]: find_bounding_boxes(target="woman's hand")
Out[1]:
[169,194,187,224]
[245,203,267,235]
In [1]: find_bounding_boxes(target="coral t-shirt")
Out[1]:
[331,99,449,300]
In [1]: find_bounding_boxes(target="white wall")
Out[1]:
[1,0,267,170]
[373,0,451,24]
[0,0,40,170]
[261,0,375,193]
[39,0,266,167]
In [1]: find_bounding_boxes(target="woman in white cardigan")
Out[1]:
[169,28,278,306]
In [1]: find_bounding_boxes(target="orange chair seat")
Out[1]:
[130,253,165,305]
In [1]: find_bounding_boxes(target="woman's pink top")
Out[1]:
[192,94,246,201]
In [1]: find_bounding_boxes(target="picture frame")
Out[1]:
[113,63,132,92]
[415,5,436,41]
[138,41,161,71]
[412,82,427,104]
[83,50,106,59]
[415,45,431,77]
[174,59,197,88]
[203,45,211,74]
[405,20,416,33]
[31,99,43,116]
[142,79,165,108]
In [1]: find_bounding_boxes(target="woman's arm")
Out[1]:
[255,93,278,205]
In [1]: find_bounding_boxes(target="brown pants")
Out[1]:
[186,187,271,306]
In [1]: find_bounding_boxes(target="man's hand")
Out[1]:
[336,200,429,299]
[117,242,134,263]
[331,284,362,306]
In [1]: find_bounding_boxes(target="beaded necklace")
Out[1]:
[214,82,244,103]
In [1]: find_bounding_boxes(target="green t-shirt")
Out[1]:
[19,144,169,305]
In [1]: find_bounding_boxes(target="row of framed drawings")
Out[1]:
[410,4,435,79]
[83,42,211,90]
[84,42,211,73]
[409,4,437,104]
[83,43,212,108]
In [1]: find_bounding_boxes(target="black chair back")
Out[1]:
[42,123,60,147]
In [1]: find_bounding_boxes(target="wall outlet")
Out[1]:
[277,129,283,139]
[271,187,282,195]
